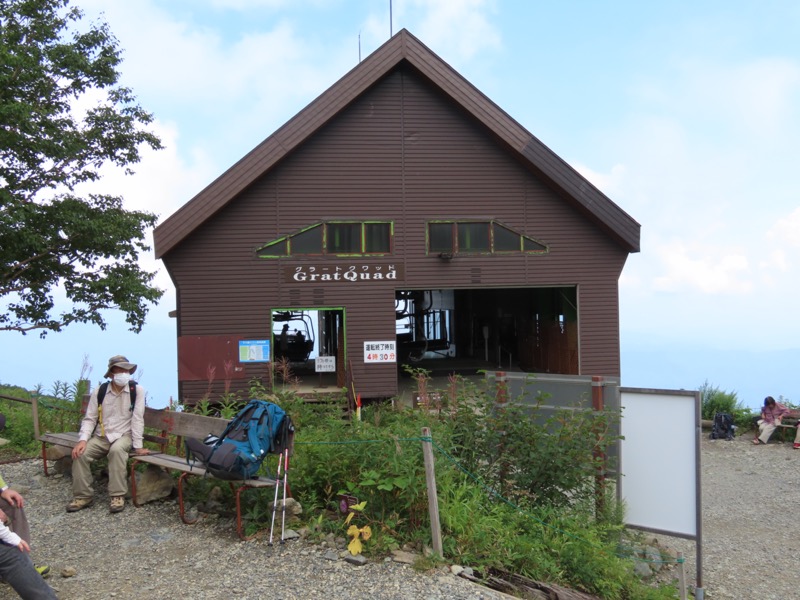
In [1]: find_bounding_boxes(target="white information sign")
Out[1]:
[364,341,397,363]
[620,389,699,537]
[315,356,336,372]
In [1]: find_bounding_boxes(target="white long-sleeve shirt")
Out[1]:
[78,382,147,449]
[0,521,21,548]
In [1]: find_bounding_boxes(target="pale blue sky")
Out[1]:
[3,0,799,409]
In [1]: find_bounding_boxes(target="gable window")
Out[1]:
[258,221,392,258]
[291,225,324,254]
[427,220,547,255]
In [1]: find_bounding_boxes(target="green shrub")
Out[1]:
[699,380,755,430]
[3,373,678,598]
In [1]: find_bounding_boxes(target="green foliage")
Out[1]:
[443,377,620,508]
[0,0,163,336]
[0,384,80,455]
[283,375,673,597]
[699,380,754,429]
[1,370,676,597]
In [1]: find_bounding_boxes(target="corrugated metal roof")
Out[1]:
[154,29,640,259]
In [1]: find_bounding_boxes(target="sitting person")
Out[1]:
[0,473,48,578]
[0,517,57,599]
[753,396,790,445]
[67,354,151,514]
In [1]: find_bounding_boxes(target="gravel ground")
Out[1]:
[0,459,509,600]
[2,430,797,600]
[664,430,800,599]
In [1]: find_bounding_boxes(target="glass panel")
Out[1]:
[493,223,521,251]
[429,223,454,253]
[458,222,490,252]
[364,222,391,253]
[523,236,547,252]
[261,238,288,256]
[291,225,323,254]
[328,223,361,253]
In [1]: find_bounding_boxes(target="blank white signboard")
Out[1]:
[620,390,698,537]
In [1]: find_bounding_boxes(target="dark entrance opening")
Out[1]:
[395,287,578,376]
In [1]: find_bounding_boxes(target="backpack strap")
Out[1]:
[94,381,138,438]
[97,381,137,412]
[247,402,270,455]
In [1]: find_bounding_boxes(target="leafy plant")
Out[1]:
[344,501,372,555]
[0,0,163,336]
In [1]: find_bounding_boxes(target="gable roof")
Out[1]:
[154,29,640,258]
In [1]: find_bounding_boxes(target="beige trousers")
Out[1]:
[71,435,132,499]
[757,420,777,444]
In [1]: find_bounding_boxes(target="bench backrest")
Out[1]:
[144,408,227,440]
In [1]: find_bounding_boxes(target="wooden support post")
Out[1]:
[494,372,510,488]
[421,427,443,557]
[31,393,40,441]
[677,551,687,600]
[591,375,606,517]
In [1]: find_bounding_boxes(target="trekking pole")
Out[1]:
[280,450,290,543]
[268,449,284,546]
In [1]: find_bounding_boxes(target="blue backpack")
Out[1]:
[185,399,293,480]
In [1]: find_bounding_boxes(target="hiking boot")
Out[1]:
[66,497,94,512]
[109,496,125,513]
[34,565,50,579]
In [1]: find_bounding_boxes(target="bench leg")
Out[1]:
[177,472,199,524]
[233,483,280,542]
[233,483,254,541]
[130,459,141,507]
[40,442,50,477]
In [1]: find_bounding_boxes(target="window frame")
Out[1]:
[426,219,547,256]
[257,220,393,258]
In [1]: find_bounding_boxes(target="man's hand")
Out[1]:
[72,440,87,459]
[133,448,150,456]
[0,487,24,508]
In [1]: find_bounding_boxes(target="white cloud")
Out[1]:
[206,0,291,9]
[767,206,800,248]
[392,0,501,62]
[574,162,627,199]
[651,242,750,294]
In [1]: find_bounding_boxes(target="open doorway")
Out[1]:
[394,287,578,375]
[271,307,346,388]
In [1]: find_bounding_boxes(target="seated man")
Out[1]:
[67,354,151,514]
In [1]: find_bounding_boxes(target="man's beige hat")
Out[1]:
[104,355,137,378]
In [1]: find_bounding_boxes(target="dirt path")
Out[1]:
[667,430,800,599]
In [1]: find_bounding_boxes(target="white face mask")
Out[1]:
[113,373,132,387]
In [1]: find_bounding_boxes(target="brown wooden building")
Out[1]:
[153,29,640,404]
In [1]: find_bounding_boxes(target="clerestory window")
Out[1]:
[257,221,393,257]
[427,220,547,255]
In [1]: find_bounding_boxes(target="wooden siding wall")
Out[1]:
[164,66,628,402]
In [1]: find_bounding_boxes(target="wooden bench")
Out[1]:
[31,398,287,540]
[776,412,800,443]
